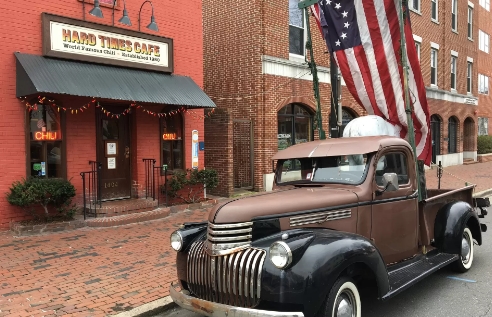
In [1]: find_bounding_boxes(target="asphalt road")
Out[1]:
[156,213,492,317]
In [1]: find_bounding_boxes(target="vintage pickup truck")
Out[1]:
[169,136,488,317]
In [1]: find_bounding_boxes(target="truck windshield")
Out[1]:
[277,154,369,185]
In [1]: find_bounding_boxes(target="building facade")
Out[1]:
[0,0,214,228]
[203,0,480,197]
[477,0,492,135]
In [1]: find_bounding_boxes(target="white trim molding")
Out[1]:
[430,42,440,50]
[468,1,474,8]
[467,56,474,63]
[426,86,478,105]
[413,34,422,43]
[451,50,459,57]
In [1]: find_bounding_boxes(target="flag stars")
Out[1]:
[335,40,341,46]
[335,3,341,9]
[341,33,347,39]
[342,11,348,18]
[344,22,350,28]
[325,0,331,5]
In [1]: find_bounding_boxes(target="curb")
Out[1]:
[473,188,492,198]
[111,295,177,317]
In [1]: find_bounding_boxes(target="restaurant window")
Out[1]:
[278,104,313,152]
[160,112,183,171]
[28,104,65,178]
[289,0,305,56]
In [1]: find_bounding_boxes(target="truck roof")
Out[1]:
[272,135,411,160]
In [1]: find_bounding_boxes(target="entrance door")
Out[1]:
[96,107,131,201]
[430,115,441,164]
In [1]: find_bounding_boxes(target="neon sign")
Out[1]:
[162,133,177,140]
[34,132,60,141]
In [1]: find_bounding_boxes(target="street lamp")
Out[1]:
[138,0,159,32]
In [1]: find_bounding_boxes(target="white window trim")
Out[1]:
[480,0,490,11]
[431,0,439,22]
[413,34,422,43]
[467,56,474,63]
[468,1,474,8]
[431,42,440,50]
[410,0,421,14]
[451,50,459,57]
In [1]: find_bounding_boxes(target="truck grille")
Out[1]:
[206,221,253,256]
[187,240,266,308]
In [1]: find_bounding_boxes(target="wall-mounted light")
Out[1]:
[139,0,159,32]
[89,0,104,18]
[83,0,132,27]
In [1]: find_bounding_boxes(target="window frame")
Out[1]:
[451,55,457,90]
[467,61,473,93]
[431,0,439,22]
[289,0,307,59]
[468,6,473,39]
[159,111,184,174]
[452,0,458,32]
[479,30,490,53]
[480,0,490,11]
[431,48,438,86]
[25,102,67,179]
[410,0,421,13]
[479,73,489,94]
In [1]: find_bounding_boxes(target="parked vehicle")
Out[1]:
[169,135,488,317]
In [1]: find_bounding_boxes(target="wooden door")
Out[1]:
[96,107,131,201]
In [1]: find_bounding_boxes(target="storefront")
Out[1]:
[0,2,214,228]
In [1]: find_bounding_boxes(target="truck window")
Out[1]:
[375,152,409,186]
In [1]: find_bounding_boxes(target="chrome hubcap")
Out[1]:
[461,233,471,264]
[336,293,355,317]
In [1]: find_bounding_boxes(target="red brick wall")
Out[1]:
[0,0,206,228]
[477,2,492,129]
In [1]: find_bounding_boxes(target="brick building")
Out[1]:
[477,0,492,135]
[203,0,480,197]
[0,0,214,228]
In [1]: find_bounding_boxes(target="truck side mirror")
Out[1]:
[382,173,399,192]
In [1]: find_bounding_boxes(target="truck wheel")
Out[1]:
[451,227,474,273]
[320,276,361,317]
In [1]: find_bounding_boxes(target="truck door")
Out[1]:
[370,149,419,264]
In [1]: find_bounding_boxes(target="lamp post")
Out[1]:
[138,0,159,32]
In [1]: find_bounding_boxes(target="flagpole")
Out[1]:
[399,0,422,201]
[300,0,326,140]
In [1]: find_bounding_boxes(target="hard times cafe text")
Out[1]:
[61,29,161,57]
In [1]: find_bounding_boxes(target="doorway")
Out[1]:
[96,106,131,201]
[430,115,441,164]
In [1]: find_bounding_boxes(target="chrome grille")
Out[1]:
[187,240,266,308]
[290,209,352,227]
[206,222,253,255]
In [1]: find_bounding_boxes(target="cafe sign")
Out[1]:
[42,13,173,73]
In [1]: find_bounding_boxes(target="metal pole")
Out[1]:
[165,167,168,207]
[303,6,326,140]
[152,159,156,200]
[329,55,339,138]
[437,161,442,189]
[398,0,422,201]
[81,173,86,220]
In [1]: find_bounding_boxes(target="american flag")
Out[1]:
[311,0,431,166]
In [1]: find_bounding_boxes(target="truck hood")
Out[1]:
[210,187,359,223]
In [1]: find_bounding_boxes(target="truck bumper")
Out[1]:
[170,282,304,317]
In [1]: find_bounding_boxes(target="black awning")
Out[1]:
[15,52,216,108]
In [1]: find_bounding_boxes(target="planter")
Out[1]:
[477,153,492,163]
[10,219,86,236]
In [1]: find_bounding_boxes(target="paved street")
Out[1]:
[156,213,492,317]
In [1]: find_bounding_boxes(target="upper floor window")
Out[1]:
[410,0,420,12]
[431,0,438,21]
[415,41,421,62]
[431,49,438,86]
[479,74,489,94]
[451,55,457,90]
[480,0,490,11]
[28,104,65,178]
[452,0,458,31]
[467,62,473,93]
[289,0,305,57]
[160,113,184,171]
[468,6,473,39]
[479,30,489,53]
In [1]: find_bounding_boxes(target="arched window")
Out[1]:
[430,114,442,163]
[448,116,458,154]
[340,107,357,136]
[27,103,65,178]
[277,104,313,151]
[160,112,183,171]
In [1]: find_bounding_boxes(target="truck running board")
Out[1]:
[382,252,458,300]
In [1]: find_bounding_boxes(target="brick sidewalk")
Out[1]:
[0,161,491,317]
[0,208,211,317]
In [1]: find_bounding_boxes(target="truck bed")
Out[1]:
[418,185,475,246]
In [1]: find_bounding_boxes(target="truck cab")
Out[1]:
[169,136,488,317]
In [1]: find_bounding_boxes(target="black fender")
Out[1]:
[255,228,389,317]
[434,201,482,255]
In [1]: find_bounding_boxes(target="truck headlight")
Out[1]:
[170,231,183,251]
[269,241,292,269]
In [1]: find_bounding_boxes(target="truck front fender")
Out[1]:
[256,229,389,317]
[434,201,482,254]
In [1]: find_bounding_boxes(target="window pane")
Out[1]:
[162,142,172,167]
[30,105,62,141]
[294,116,311,144]
[30,142,45,177]
[432,0,437,19]
[47,141,63,178]
[375,153,409,186]
[172,140,183,169]
[278,116,293,151]
[102,120,119,140]
[161,114,183,170]
[289,25,304,55]
[294,105,310,116]
[289,0,303,27]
